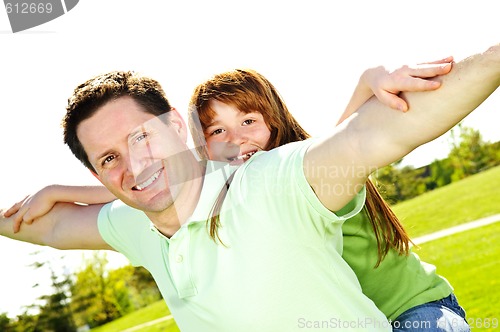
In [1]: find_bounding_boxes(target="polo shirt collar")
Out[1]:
[188,160,239,223]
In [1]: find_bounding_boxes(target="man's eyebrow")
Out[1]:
[96,149,113,161]
[127,127,144,140]
[96,149,114,163]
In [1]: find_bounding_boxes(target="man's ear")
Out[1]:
[168,107,188,143]
[90,170,103,184]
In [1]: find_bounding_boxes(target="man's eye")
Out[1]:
[136,133,148,142]
[103,155,115,165]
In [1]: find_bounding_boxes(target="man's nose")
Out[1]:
[127,147,154,178]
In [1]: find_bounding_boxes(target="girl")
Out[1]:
[188,68,469,332]
[6,64,468,331]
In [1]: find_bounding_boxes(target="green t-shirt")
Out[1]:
[98,139,391,332]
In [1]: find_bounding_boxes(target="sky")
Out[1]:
[0,0,499,318]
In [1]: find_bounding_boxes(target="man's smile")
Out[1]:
[133,168,163,191]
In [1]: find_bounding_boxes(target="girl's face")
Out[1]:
[203,100,271,165]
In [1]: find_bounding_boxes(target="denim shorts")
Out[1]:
[392,293,470,331]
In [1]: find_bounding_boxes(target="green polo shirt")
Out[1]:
[99,139,390,331]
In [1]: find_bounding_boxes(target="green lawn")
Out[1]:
[392,165,500,331]
[91,166,500,331]
[414,222,500,331]
[391,165,500,237]
[90,300,179,332]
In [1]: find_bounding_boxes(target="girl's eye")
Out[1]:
[210,128,225,136]
[242,119,255,126]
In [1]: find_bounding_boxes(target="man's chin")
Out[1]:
[117,196,163,213]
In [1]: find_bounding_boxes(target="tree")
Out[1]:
[11,311,38,332]
[426,158,454,190]
[0,312,11,331]
[116,265,161,309]
[70,252,162,328]
[70,252,122,328]
[448,124,495,180]
[372,159,427,204]
[35,268,76,332]
[13,251,77,332]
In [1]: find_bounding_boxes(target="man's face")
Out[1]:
[77,96,192,214]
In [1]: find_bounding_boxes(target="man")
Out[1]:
[1,44,499,331]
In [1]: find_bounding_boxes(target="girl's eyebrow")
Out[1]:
[205,119,220,127]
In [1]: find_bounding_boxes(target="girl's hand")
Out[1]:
[365,56,454,112]
[4,186,57,233]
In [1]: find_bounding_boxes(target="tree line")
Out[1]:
[0,252,161,331]
[373,124,499,204]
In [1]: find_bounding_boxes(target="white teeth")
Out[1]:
[233,151,256,161]
[135,170,161,191]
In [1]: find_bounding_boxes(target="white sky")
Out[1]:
[0,0,499,318]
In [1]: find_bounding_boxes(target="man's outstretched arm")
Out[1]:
[306,43,499,212]
[1,202,112,250]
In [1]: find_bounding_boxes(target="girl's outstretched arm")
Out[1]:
[4,185,116,233]
[1,202,112,250]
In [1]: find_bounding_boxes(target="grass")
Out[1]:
[413,222,500,331]
[391,165,500,237]
[91,165,500,331]
[392,165,500,331]
[89,300,179,332]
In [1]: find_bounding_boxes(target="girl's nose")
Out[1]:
[226,128,247,145]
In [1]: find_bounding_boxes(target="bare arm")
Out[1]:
[1,202,113,250]
[47,185,116,204]
[306,43,499,211]
[4,185,116,232]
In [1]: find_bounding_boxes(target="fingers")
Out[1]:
[13,214,23,233]
[376,90,408,112]
[404,62,453,79]
[403,76,442,92]
[23,210,35,225]
[3,195,29,217]
[3,205,17,218]
[11,204,31,234]
[370,59,453,113]
[418,56,454,65]
[386,63,451,96]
